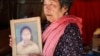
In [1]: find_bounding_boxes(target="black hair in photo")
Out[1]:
[20,26,32,41]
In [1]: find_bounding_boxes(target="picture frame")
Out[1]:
[10,17,42,56]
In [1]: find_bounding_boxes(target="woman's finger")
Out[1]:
[9,35,11,38]
[9,35,13,47]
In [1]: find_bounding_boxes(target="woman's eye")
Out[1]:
[43,3,46,6]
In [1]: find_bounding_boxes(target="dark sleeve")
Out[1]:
[53,23,83,56]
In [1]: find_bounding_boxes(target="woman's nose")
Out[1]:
[45,5,51,10]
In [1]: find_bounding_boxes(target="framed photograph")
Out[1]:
[10,17,42,56]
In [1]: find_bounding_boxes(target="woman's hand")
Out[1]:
[9,35,13,47]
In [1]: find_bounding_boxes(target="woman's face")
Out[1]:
[43,0,67,22]
[21,28,31,42]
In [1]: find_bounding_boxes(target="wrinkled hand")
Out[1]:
[9,35,13,47]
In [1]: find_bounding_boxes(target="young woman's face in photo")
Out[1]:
[21,28,31,42]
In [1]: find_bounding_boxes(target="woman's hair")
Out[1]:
[20,26,32,35]
[42,0,73,11]
[59,0,73,9]
[59,0,73,13]
[20,26,32,41]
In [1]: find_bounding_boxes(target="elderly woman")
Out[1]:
[9,0,83,56]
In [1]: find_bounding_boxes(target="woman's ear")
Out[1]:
[61,6,68,15]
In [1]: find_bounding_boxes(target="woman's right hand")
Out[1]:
[9,35,13,47]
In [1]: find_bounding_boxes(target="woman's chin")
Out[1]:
[23,41,29,43]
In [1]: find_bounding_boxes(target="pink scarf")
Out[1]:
[42,15,82,56]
